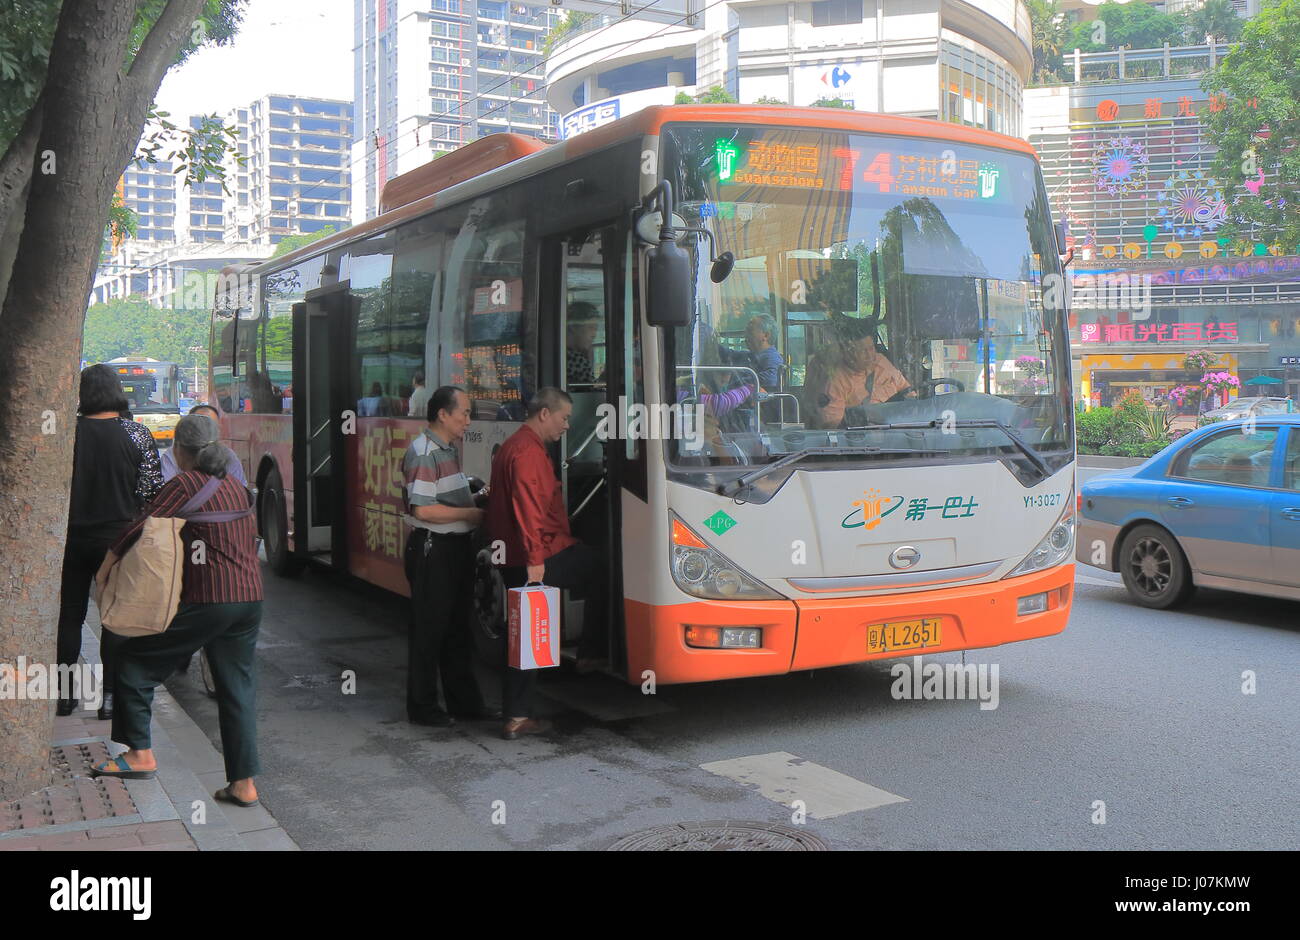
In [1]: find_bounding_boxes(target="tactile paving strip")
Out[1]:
[0,743,137,832]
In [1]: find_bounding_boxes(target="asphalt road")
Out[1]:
[166,473,1299,850]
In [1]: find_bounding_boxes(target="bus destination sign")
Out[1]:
[720,140,1003,202]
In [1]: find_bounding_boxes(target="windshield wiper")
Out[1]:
[845,418,1052,478]
[718,446,942,498]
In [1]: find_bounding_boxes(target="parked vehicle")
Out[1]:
[1203,397,1294,422]
[1078,416,1300,608]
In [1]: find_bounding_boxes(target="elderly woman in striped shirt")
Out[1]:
[91,414,264,810]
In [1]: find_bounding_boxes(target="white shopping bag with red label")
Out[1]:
[507,583,560,670]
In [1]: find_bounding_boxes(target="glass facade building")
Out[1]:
[939,33,1023,138]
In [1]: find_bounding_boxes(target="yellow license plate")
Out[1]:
[868,617,942,654]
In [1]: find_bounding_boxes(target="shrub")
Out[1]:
[1076,406,1116,452]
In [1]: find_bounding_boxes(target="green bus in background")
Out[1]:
[106,357,186,448]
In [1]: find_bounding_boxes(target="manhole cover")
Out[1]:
[608,821,828,851]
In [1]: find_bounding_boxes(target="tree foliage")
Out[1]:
[542,10,593,58]
[1027,0,1069,81]
[1185,0,1246,43]
[1,0,243,156]
[1067,2,1185,54]
[1202,0,1300,251]
[811,97,854,109]
[0,0,59,151]
[271,225,338,258]
[82,298,210,368]
[676,85,738,104]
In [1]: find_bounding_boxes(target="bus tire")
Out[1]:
[261,470,303,577]
[471,544,506,665]
[1118,523,1194,610]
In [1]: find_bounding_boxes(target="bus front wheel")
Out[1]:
[261,470,303,577]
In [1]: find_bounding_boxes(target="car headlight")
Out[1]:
[1005,492,1075,578]
[669,512,783,600]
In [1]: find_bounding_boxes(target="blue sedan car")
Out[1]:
[1078,415,1300,608]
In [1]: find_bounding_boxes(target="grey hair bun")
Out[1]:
[174,414,228,478]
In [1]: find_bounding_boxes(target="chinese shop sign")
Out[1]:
[1079,322,1239,343]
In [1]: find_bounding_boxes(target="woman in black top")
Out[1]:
[57,365,163,718]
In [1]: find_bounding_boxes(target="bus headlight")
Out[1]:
[1005,493,1075,579]
[670,512,783,601]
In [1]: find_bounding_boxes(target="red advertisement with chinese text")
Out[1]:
[507,584,560,670]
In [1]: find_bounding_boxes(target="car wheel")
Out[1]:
[260,470,303,577]
[1118,523,1194,609]
[471,544,506,664]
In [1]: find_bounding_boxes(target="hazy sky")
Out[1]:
[155,0,355,118]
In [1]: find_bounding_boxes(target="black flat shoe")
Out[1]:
[56,697,78,717]
[214,786,259,808]
[97,692,114,722]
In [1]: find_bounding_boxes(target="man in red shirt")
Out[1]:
[487,387,608,740]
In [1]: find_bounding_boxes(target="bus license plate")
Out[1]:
[868,618,942,654]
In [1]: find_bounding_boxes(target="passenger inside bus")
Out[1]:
[565,303,603,387]
[804,316,913,429]
[743,314,784,392]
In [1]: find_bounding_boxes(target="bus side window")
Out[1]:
[445,205,532,422]
[391,217,443,418]
[211,309,237,414]
[344,233,395,417]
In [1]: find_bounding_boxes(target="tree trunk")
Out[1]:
[0,98,44,318]
[0,0,205,803]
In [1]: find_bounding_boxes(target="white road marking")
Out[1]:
[1076,574,1123,588]
[700,751,907,819]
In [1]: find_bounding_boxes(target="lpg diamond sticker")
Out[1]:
[703,510,737,536]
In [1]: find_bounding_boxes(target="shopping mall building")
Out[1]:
[545,0,1033,138]
[1026,42,1300,410]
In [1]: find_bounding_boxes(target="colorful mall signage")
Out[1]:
[1079,322,1239,343]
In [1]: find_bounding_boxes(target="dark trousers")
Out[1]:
[113,600,262,782]
[405,529,485,719]
[501,542,608,719]
[58,531,123,694]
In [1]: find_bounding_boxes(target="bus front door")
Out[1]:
[551,225,629,676]
[292,286,353,571]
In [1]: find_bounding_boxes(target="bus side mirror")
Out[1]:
[646,239,692,328]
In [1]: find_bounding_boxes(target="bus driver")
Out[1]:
[807,317,913,428]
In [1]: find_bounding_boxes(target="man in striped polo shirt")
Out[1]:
[402,386,490,727]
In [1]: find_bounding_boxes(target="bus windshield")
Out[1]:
[660,124,1071,484]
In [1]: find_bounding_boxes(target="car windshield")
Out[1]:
[659,124,1071,485]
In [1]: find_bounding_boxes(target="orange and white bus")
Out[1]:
[210,105,1075,684]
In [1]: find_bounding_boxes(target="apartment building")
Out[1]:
[352,0,561,221]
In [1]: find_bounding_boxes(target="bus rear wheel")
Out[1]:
[260,470,303,577]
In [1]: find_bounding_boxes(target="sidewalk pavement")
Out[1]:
[0,623,298,852]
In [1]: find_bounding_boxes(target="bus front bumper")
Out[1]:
[624,564,1073,685]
